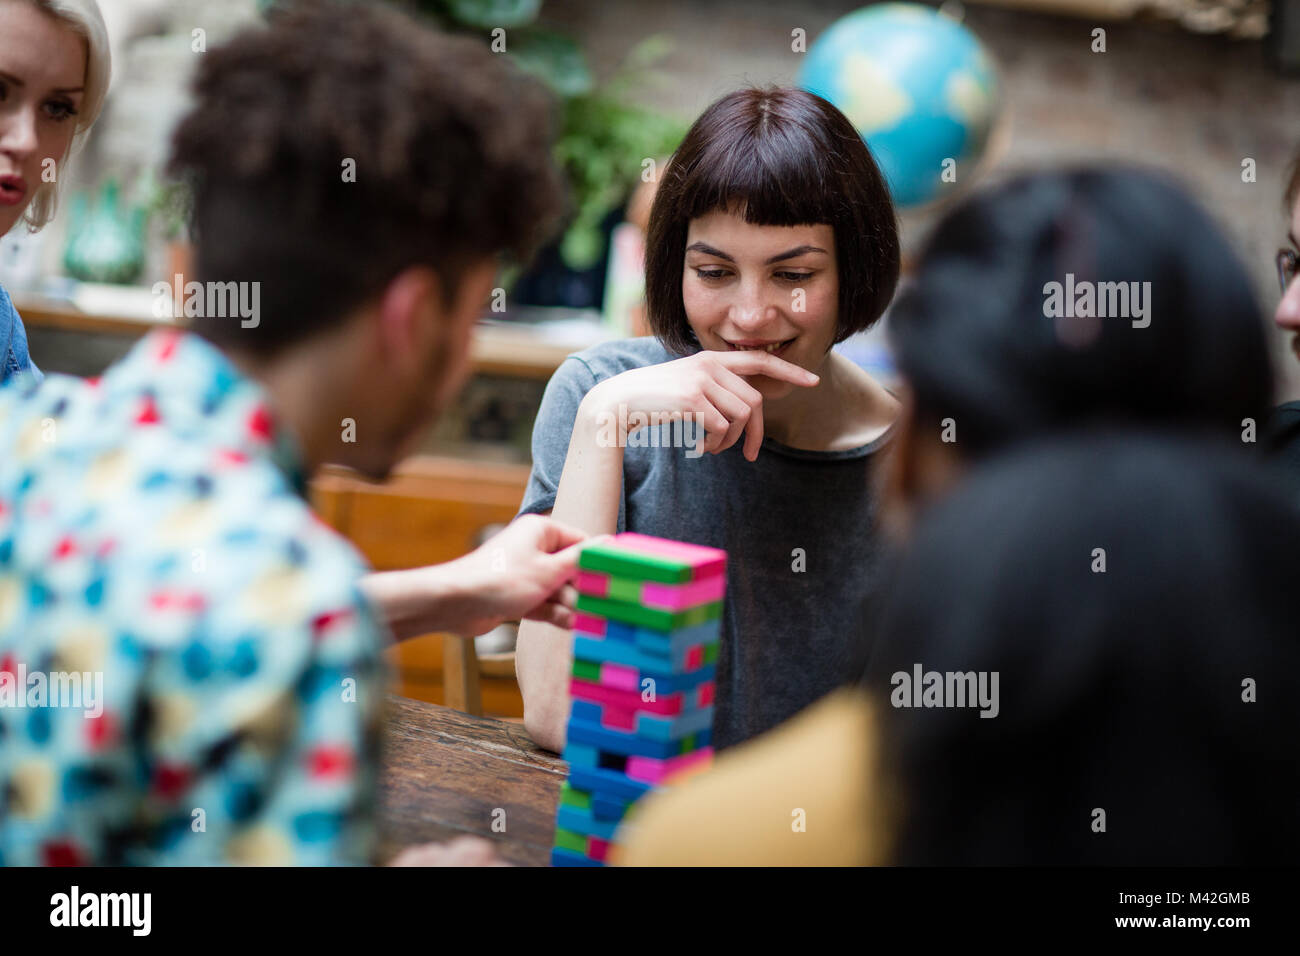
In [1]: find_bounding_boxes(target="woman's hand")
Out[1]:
[580,350,819,462]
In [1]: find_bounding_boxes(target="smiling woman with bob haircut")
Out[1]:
[0,0,111,383]
[516,86,902,753]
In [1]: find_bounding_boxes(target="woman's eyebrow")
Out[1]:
[764,244,827,264]
[684,241,828,264]
[685,241,733,262]
[0,70,83,94]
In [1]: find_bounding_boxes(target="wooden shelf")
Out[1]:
[14,294,602,381]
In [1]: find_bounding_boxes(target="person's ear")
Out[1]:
[375,266,442,372]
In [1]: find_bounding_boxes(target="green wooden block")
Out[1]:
[576,593,722,631]
[675,600,722,629]
[572,658,602,681]
[606,575,644,604]
[559,783,591,810]
[554,827,587,854]
[578,541,692,584]
[704,641,719,665]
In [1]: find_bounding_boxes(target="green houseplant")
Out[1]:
[254,0,685,302]
[414,0,686,276]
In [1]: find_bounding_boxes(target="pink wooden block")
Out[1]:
[599,661,639,692]
[685,645,704,670]
[569,677,683,715]
[572,612,606,636]
[587,837,610,863]
[612,533,727,579]
[599,705,637,731]
[641,573,726,611]
[698,682,714,707]
[626,747,713,784]
[575,570,609,598]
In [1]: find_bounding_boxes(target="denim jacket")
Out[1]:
[1,282,42,384]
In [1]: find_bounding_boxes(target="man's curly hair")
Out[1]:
[168,0,566,353]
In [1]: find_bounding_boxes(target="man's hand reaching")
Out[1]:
[360,514,597,643]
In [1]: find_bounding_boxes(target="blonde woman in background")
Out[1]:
[1264,145,1300,492]
[0,0,111,383]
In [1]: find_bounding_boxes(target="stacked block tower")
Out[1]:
[551,532,726,867]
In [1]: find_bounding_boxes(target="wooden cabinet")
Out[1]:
[311,456,532,716]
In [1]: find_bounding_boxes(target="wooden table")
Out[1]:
[377,694,566,866]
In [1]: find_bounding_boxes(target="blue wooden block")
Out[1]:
[575,627,717,673]
[569,698,605,725]
[557,804,621,841]
[594,618,720,656]
[551,847,603,868]
[573,635,677,675]
[601,619,635,641]
[592,792,633,822]
[631,620,719,656]
[569,698,713,742]
[568,716,709,760]
[561,741,599,768]
[576,662,717,696]
[568,718,678,759]
[633,707,714,742]
[569,765,654,802]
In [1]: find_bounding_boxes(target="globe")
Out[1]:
[798,3,1000,208]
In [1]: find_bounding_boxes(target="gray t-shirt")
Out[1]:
[518,337,895,749]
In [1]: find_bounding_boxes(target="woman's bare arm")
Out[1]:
[517,391,624,751]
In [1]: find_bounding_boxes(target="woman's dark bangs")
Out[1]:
[678,129,838,228]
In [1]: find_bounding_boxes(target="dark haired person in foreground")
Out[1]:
[0,1,580,865]
[616,168,1297,864]
[863,432,1300,864]
[517,86,902,753]
[880,166,1273,530]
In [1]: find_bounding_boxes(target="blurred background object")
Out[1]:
[799,3,1002,208]
[968,0,1270,38]
[62,180,147,284]
[413,0,688,315]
